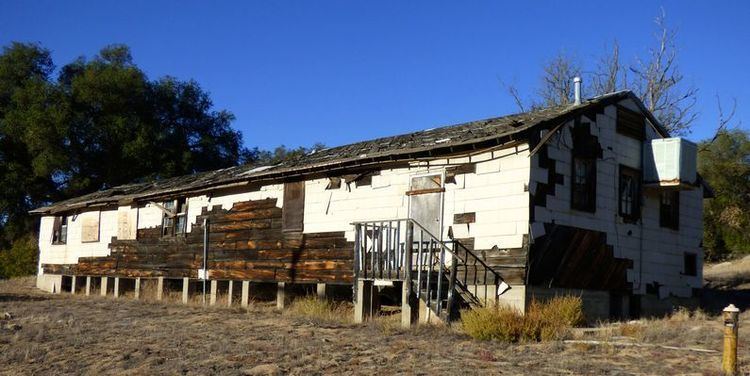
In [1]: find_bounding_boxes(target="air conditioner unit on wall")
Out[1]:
[643,138,698,189]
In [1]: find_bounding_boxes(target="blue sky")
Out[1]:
[2,1,748,149]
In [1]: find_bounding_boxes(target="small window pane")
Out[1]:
[571,157,595,212]
[619,166,641,222]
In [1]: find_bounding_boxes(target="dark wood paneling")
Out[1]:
[46,198,354,284]
[453,212,476,224]
[527,224,630,291]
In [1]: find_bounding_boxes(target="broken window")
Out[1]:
[325,177,341,190]
[659,191,680,230]
[52,215,68,245]
[571,157,596,212]
[683,252,697,276]
[619,166,641,222]
[282,181,305,232]
[162,198,187,236]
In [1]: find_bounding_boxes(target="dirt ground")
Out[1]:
[0,277,743,375]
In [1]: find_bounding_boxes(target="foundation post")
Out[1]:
[401,221,417,328]
[316,283,327,300]
[113,277,120,298]
[85,276,91,296]
[134,278,141,300]
[100,277,108,297]
[276,282,287,310]
[227,280,234,307]
[210,280,218,306]
[241,281,250,308]
[354,279,374,323]
[182,277,190,304]
[70,276,76,294]
[156,277,164,301]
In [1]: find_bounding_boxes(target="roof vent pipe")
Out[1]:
[573,76,582,105]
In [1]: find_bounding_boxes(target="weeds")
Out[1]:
[286,296,353,324]
[461,296,585,342]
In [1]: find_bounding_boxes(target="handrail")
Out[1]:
[353,217,504,317]
[449,239,504,284]
[352,218,466,264]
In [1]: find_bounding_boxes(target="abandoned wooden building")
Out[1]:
[31,88,710,323]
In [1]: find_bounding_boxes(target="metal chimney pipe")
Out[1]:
[573,76,582,105]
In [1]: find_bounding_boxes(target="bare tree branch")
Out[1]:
[629,9,697,135]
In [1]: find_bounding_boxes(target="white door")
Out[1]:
[408,173,444,237]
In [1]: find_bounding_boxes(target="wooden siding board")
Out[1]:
[54,198,353,284]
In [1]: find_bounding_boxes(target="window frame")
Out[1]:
[52,215,68,245]
[683,252,698,276]
[282,181,305,233]
[618,165,642,222]
[162,198,188,237]
[571,156,597,213]
[659,191,680,230]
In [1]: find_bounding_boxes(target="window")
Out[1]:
[571,157,596,212]
[683,253,697,276]
[80,212,101,243]
[660,191,680,230]
[52,215,68,244]
[617,107,645,140]
[282,181,305,232]
[162,198,187,236]
[619,166,641,222]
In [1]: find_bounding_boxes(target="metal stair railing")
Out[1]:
[353,218,506,319]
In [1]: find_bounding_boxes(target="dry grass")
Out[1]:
[461,296,585,342]
[704,255,750,289]
[285,296,353,324]
[0,277,742,375]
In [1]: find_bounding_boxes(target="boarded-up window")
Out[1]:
[617,107,645,140]
[52,215,68,244]
[81,212,101,243]
[282,181,305,232]
[117,210,136,240]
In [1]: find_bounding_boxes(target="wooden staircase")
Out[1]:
[353,219,505,323]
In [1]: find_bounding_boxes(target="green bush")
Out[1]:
[461,295,585,342]
[0,234,38,278]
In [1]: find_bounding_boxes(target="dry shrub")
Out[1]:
[668,306,709,322]
[287,296,352,324]
[461,296,585,342]
[619,322,645,339]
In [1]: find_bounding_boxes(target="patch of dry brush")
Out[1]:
[461,296,585,342]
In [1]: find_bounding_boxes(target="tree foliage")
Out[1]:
[698,129,750,261]
[0,42,256,276]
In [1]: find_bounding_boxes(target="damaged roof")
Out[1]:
[31,91,654,215]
